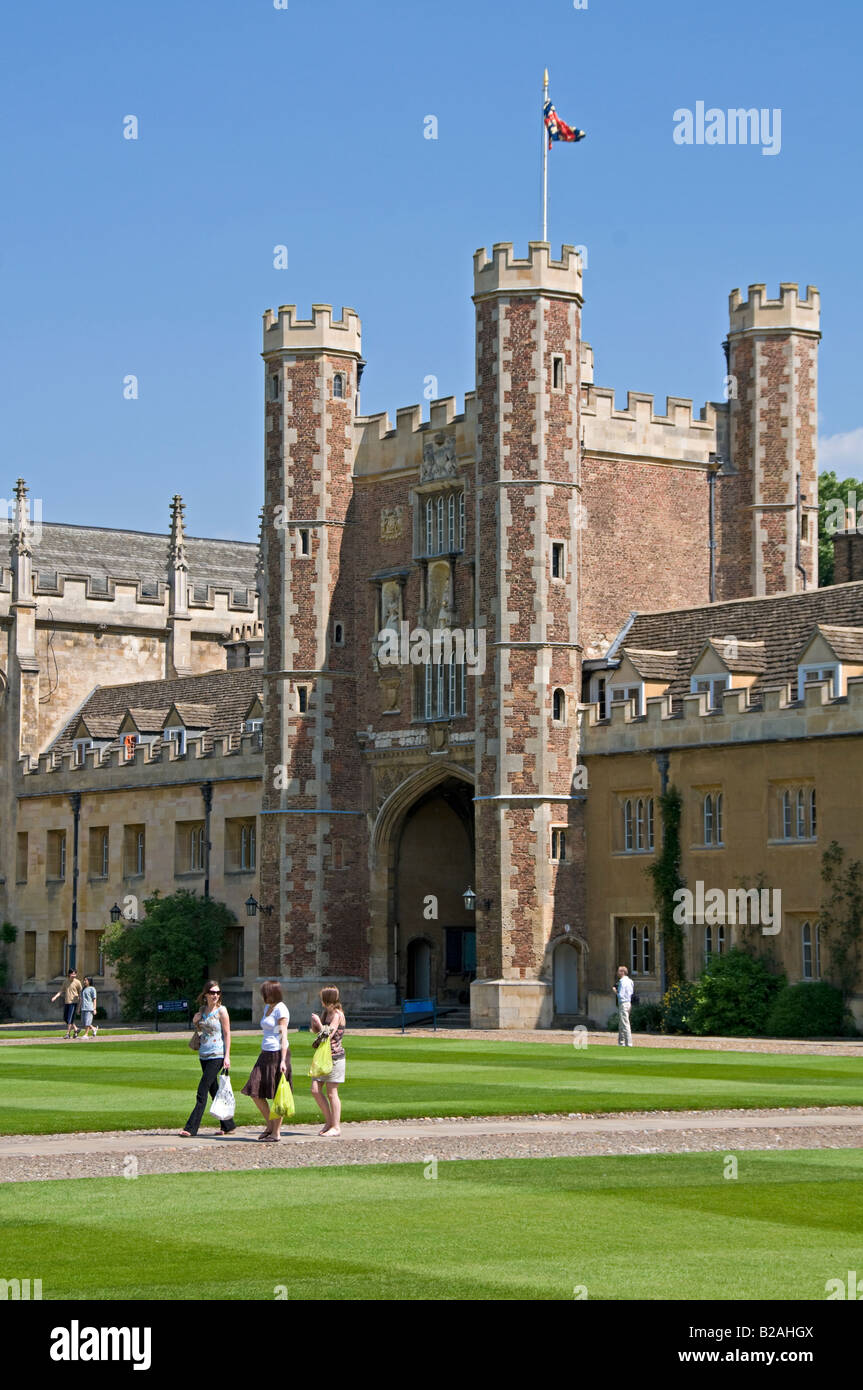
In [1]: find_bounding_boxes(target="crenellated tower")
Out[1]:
[470,243,585,1028]
[259,304,367,1010]
[720,283,820,598]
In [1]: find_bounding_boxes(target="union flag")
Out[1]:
[544,99,586,149]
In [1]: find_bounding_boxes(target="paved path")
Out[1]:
[2,1108,863,1183]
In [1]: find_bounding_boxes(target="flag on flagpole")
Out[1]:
[543,99,586,150]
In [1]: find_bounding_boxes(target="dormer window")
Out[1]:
[692,675,730,710]
[123,733,140,763]
[609,684,643,716]
[245,718,263,735]
[798,664,838,699]
[164,727,187,755]
[73,739,92,767]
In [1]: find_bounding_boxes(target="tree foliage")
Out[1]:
[818,469,863,586]
[647,785,685,984]
[104,890,235,1020]
[819,841,863,1000]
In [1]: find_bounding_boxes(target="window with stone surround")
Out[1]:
[298,529,310,557]
[332,621,345,647]
[551,541,565,580]
[85,930,105,978]
[552,355,565,391]
[704,923,727,965]
[49,931,68,978]
[89,827,110,879]
[417,659,466,720]
[219,926,245,980]
[615,918,656,978]
[618,796,655,853]
[16,832,28,884]
[770,782,816,843]
[552,688,566,723]
[297,685,309,714]
[225,817,256,873]
[801,920,821,980]
[46,830,67,881]
[551,827,566,862]
[698,791,724,848]
[176,821,206,875]
[123,825,146,878]
[267,373,280,402]
[24,930,36,980]
[420,488,465,557]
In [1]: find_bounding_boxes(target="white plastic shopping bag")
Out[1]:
[210,1070,236,1121]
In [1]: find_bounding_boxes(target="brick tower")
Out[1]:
[259,304,368,1015]
[719,284,820,598]
[470,244,585,1028]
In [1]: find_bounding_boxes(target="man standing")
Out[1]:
[615,965,634,1047]
[51,968,83,1039]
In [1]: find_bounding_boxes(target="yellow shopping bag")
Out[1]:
[269,1073,295,1119]
[309,1034,333,1078]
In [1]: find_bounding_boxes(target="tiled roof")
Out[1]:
[30,523,258,592]
[703,638,767,673]
[125,708,171,733]
[169,703,216,728]
[51,669,264,757]
[622,649,679,681]
[611,581,863,704]
[814,625,863,662]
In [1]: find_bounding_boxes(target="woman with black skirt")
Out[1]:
[241,979,291,1141]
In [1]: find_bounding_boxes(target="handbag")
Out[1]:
[210,1070,236,1121]
[309,1032,333,1078]
[270,1073,295,1119]
[189,1024,202,1052]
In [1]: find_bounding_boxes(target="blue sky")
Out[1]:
[1,0,861,541]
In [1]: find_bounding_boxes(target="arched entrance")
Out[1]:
[373,769,475,1003]
[553,941,580,1015]
[407,939,432,998]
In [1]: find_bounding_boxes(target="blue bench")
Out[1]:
[155,998,190,1031]
[401,997,437,1033]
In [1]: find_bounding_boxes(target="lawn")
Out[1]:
[1,1150,860,1300]
[1,1034,861,1134]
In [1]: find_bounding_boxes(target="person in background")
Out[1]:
[51,969,82,1039]
[179,981,236,1138]
[615,965,634,1047]
[241,979,291,1141]
[79,977,98,1038]
[310,986,347,1136]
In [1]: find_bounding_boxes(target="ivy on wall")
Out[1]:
[647,786,685,985]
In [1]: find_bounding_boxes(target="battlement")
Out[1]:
[473,242,583,302]
[262,304,362,358]
[580,675,863,756]
[581,386,718,464]
[18,729,265,789]
[728,283,820,336]
[354,395,477,477]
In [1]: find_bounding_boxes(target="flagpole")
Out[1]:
[542,68,549,241]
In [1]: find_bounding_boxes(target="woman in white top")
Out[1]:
[241,978,291,1141]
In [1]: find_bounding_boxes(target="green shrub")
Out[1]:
[661,980,699,1034]
[690,949,784,1036]
[630,1001,663,1032]
[765,982,847,1039]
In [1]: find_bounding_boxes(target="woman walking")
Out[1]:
[241,980,291,1141]
[79,978,98,1038]
[310,986,346,1136]
[179,981,236,1138]
[50,969,82,1039]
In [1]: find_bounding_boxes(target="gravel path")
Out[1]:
[2,1109,863,1184]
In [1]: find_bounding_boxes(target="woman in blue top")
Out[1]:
[180,981,236,1137]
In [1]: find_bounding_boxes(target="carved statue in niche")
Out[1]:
[421,433,458,483]
[380,506,403,542]
[382,582,401,632]
[426,560,450,628]
[379,675,401,713]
